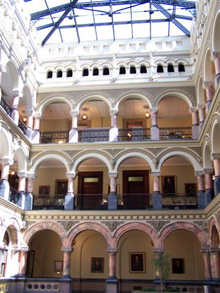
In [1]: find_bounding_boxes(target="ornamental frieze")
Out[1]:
[147,221,170,232]
[101,221,125,232]
[57,221,80,231]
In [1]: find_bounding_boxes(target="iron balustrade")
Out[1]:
[78,128,109,142]
[0,97,12,116]
[40,131,69,144]
[9,187,19,204]
[33,195,65,210]
[159,127,192,140]
[118,128,151,141]
[162,193,197,209]
[18,119,27,135]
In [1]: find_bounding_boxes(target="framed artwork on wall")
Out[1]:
[91,257,104,273]
[185,183,197,196]
[55,180,68,196]
[172,258,184,274]
[161,176,176,194]
[54,260,63,272]
[129,252,145,273]
[38,185,50,196]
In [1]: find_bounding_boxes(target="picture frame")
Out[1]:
[106,184,120,195]
[55,180,68,196]
[161,176,176,194]
[91,257,104,273]
[172,258,184,274]
[185,183,197,196]
[38,185,50,196]
[54,260,63,272]
[129,252,145,273]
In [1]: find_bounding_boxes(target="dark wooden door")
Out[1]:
[123,170,149,209]
[78,172,103,209]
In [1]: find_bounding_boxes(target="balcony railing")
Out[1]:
[0,97,12,116]
[78,128,109,142]
[40,131,69,144]
[18,119,27,135]
[33,196,65,210]
[118,128,150,141]
[159,127,192,140]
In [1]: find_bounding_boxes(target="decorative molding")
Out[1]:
[101,221,125,232]
[193,220,208,233]
[58,221,79,231]
[148,221,170,232]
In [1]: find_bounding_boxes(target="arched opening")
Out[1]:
[27,230,62,277]
[211,225,219,248]
[130,66,136,74]
[0,231,9,277]
[178,63,185,72]
[82,68,89,77]
[103,67,110,75]
[140,65,147,74]
[119,66,126,75]
[168,64,174,73]
[57,70,62,78]
[93,68,99,76]
[47,71,53,79]
[66,69,73,77]
[157,64,164,73]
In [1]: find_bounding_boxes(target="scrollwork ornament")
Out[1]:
[101,221,124,232]
[58,221,79,231]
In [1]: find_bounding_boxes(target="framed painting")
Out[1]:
[91,257,104,273]
[55,180,68,196]
[129,252,145,273]
[172,258,184,274]
[185,183,197,196]
[39,185,50,196]
[161,176,176,194]
[54,260,63,272]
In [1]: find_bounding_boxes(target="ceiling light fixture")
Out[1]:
[81,113,88,120]
[144,111,151,118]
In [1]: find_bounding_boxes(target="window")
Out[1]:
[103,67,110,75]
[47,71,53,79]
[140,65,147,74]
[157,64,164,73]
[82,68,89,76]
[130,66,136,74]
[57,70,63,78]
[67,69,73,77]
[119,66,126,75]
[178,63,185,72]
[93,68,99,76]
[168,64,174,73]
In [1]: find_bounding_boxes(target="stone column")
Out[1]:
[212,154,220,196]
[191,107,199,139]
[198,104,206,132]
[32,112,41,143]
[152,172,162,210]
[204,81,215,113]
[0,159,11,200]
[69,110,79,143]
[109,109,118,142]
[26,174,35,210]
[18,247,29,277]
[196,171,205,209]
[210,248,220,280]
[106,248,118,293]
[213,52,220,88]
[150,108,159,140]
[61,247,73,278]
[64,173,76,210]
[201,249,212,281]
[204,169,213,206]
[11,94,20,125]
[25,110,34,140]
[17,172,26,209]
[108,173,118,210]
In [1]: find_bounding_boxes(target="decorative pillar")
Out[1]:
[18,247,29,277]
[204,81,215,113]
[11,95,20,125]
[196,171,205,209]
[201,249,212,281]
[210,248,220,280]
[212,154,220,196]
[61,247,73,278]
[106,248,118,293]
[198,104,206,132]
[69,110,79,143]
[0,159,11,200]
[213,52,220,88]
[204,169,213,206]
[26,174,35,210]
[109,109,118,142]
[152,172,162,210]
[108,172,118,210]
[150,108,159,140]
[64,173,76,210]
[17,172,26,209]
[25,110,34,140]
[191,107,199,139]
[32,112,41,143]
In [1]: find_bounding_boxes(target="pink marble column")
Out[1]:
[204,81,215,113]
[201,249,212,280]
[109,110,118,142]
[212,154,220,196]
[32,113,41,143]
[11,95,20,125]
[152,172,160,192]
[210,248,220,279]
[198,104,206,131]
[69,110,79,143]
[196,172,204,191]
[25,111,34,140]
[204,170,213,190]
[61,247,73,278]
[213,52,220,87]
[108,172,118,209]
[0,159,10,200]
[191,107,199,139]
[18,248,29,276]
[107,248,118,278]
[17,172,26,193]
[150,107,159,140]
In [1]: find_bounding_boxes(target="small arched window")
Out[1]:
[168,64,174,73]
[103,67,110,75]
[57,70,63,78]
[47,71,53,79]
[93,68,99,76]
[140,65,147,74]
[82,68,89,76]
[67,69,73,77]
[119,66,126,75]
[178,63,185,72]
[130,66,136,74]
[157,64,164,73]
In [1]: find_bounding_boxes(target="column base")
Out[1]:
[0,179,10,200]
[108,192,118,210]
[214,176,220,196]
[152,191,162,210]
[69,128,78,143]
[109,126,118,142]
[25,192,33,210]
[17,191,26,209]
[105,277,118,293]
[64,193,75,210]
[192,124,199,139]
[204,188,212,206]
[197,190,205,209]
[151,126,159,140]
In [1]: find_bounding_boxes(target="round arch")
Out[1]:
[197,76,206,105]
[202,138,213,170]
[5,61,19,90]
[13,146,27,173]
[114,90,153,109]
[22,84,33,112]
[204,48,215,82]
[75,92,112,112]
[0,124,11,158]
[212,11,220,53]
[211,115,220,154]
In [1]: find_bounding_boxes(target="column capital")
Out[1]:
[109,109,118,116]
[0,158,13,166]
[17,171,27,178]
[201,248,210,254]
[195,171,204,177]
[197,103,206,110]
[150,107,158,114]
[24,110,34,117]
[34,112,42,119]
[211,153,220,160]
[203,81,214,88]
[210,248,220,254]
[66,172,77,179]
[27,174,37,180]
[153,248,164,254]
[151,172,161,177]
[61,247,73,253]
[19,246,29,252]
[108,172,118,179]
[212,51,220,59]
[204,168,214,175]
[190,106,198,113]
[107,248,118,254]
[70,110,80,117]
